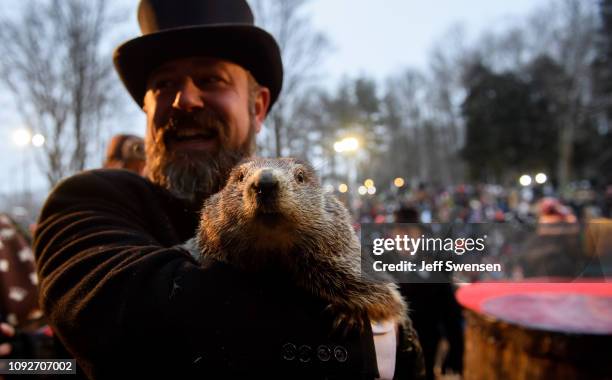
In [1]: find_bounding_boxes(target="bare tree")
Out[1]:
[249,0,329,157]
[426,25,470,184]
[382,42,469,187]
[0,0,123,187]
[547,0,598,188]
[384,70,427,181]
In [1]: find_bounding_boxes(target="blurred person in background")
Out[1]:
[102,133,146,174]
[0,214,57,361]
[538,197,577,225]
[393,205,464,380]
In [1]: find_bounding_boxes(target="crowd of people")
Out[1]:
[355,181,611,226]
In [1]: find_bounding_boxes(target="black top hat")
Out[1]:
[113,0,283,110]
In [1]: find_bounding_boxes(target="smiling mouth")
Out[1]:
[164,128,219,151]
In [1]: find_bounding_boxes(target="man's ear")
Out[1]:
[253,86,271,133]
[142,90,154,113]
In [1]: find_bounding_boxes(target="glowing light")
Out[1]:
[519,174,532,187]
[393,177,405,188]
[364,179,374,188]
[535,173,547,184]
[343,137,358,151]
[31,134,45,147]
[333,137,359,153]
[12,129,31,147]
[367,186,376,195]
[358,186,367,195]
[338,183,348,193]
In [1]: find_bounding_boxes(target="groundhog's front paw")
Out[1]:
[365,286,408,324]
[365,299,406,325]
[325,287,408,335]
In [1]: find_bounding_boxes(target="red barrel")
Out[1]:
[457,281,612,380]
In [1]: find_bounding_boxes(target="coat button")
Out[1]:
[281,343,297,361]
[333,346,348,362]
[317,345,331,362]
[298,345,312,363]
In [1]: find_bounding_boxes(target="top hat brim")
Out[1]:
[113,24,283,110]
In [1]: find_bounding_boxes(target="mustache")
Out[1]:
[159,108,229,148]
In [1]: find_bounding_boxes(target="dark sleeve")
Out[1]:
[34,170,377,379]
[394,323,426,380]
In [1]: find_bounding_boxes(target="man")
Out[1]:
[393,206,464,380]
[103,134,146,174]
[33,0,423,378]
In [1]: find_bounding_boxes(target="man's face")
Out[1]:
[142,57,270,204]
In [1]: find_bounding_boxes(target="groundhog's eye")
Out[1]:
[237,171,245,182]
[295,170,305,183]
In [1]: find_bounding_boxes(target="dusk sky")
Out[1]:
[0,0,547,198]
[305,0,545,82]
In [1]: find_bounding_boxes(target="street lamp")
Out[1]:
[519,174,532,187]
[334,136,361,216]
[32,133,46,147]
[12,129,32,147]
[11,129,45,149]
[535,173,547,185]
[334,137,359,153]
[393,177,405,188]
[11,128,45,212]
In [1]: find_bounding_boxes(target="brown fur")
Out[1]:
[196,158,408,331]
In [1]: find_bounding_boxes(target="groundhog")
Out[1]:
[195,157,408,331]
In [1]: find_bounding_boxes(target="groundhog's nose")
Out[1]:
[252,169,279,197]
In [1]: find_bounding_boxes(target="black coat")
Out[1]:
[34,169,423,379]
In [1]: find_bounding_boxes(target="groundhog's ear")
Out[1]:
[254,86,271,133]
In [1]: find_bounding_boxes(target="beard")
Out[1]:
[144,107,256,207]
